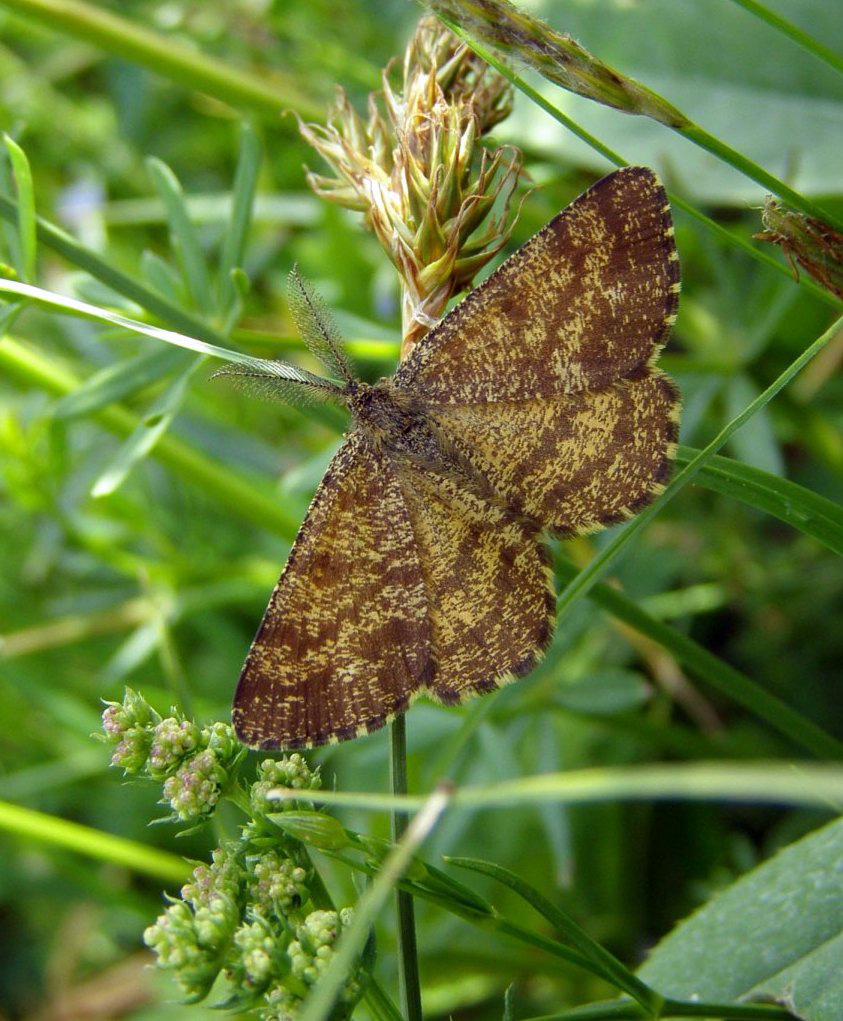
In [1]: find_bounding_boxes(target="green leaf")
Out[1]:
[555,669,650,715]
[91,363,197,498]
[217,122,261,317]
[53,346,192,420]
[146,156,214,315]
[725,374,785,475]
[2,134,36,283]
[140,249,187,305]
[638,817,843,1020]
[445,856,662,1011]
[680,447,843,557]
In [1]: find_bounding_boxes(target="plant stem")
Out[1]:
[389,715,423,1021]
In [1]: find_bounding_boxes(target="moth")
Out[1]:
[227,167,680,749]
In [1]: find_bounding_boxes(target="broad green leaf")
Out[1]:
[638,817,843,1021]
[523,0,843,203]
[555,669,650,716]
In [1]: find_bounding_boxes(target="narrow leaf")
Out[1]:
[445,857,662,1011]
[218,122,261,316]
[91,364,196,497]
[146,156,213,314]
[3,134,36,283]
[679,446,843,557]
[53,346,191,420]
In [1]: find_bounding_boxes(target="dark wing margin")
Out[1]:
[392,167,680,404]
[232,432,433,749]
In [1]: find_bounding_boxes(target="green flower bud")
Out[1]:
[286,908,364,1007]
[148,717,203,779]
[251,754,321,815]
[101,688,159,743]
[162,748,227,822]
[144,899,228,1003]
[181,846,242,909]
[248,850,308,913]
[231,916,281,991]
[110,726,152,775]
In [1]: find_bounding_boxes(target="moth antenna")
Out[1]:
[287,265,355,383]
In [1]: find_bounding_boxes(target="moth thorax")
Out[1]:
[346,380,415,441]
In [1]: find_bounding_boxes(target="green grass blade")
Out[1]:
[444,857,663,1012]
[555,313,843,625]
[0,0,323,120]
[2,134,36,283]
[554,557,843,761]
[298,786,451,1021]
[53,346,191,420]
[0,798,190,884]
[146,157,214,316]
[0,335,301,538]
[91,362,197,497]
[218,122,262,317]
[678,447,843,557]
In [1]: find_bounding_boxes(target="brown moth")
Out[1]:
[229,167,681,749]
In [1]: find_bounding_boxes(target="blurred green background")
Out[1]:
[1,1,841,1019]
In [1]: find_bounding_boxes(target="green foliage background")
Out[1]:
[0,1,841,1019]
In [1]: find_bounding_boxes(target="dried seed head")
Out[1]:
[297,15,524,357]
[756,197,843,301]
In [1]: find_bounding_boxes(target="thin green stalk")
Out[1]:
[555,313,843,625]
[0,0,322,120]
[438,11,843,235]
[438,22,840,310]
[285,762,843,814]
[728,0,843,76]
[389,715,423,1021]
[554,557,843,761]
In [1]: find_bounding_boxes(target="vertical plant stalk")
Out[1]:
[389,715,423,1021]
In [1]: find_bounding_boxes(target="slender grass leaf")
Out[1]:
[0,799,189,883]
[146,156,213,315]
[554,556,843,760]
[140,249,187,305]
[53,346,192,420]
[0,279,337,390]
[299,786,450,1021]
[2,134,36,283]
[679,446,843,557]
[555,313,843,625]
[445,857,662,1011]
[638,817,843,1021]
[217,122,261,316]
[725,374,785,475]
[91,363,196,498]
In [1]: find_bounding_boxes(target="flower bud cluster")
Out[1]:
[250,753,322,815]
[100,689,245,823]
[297,14,523,357]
